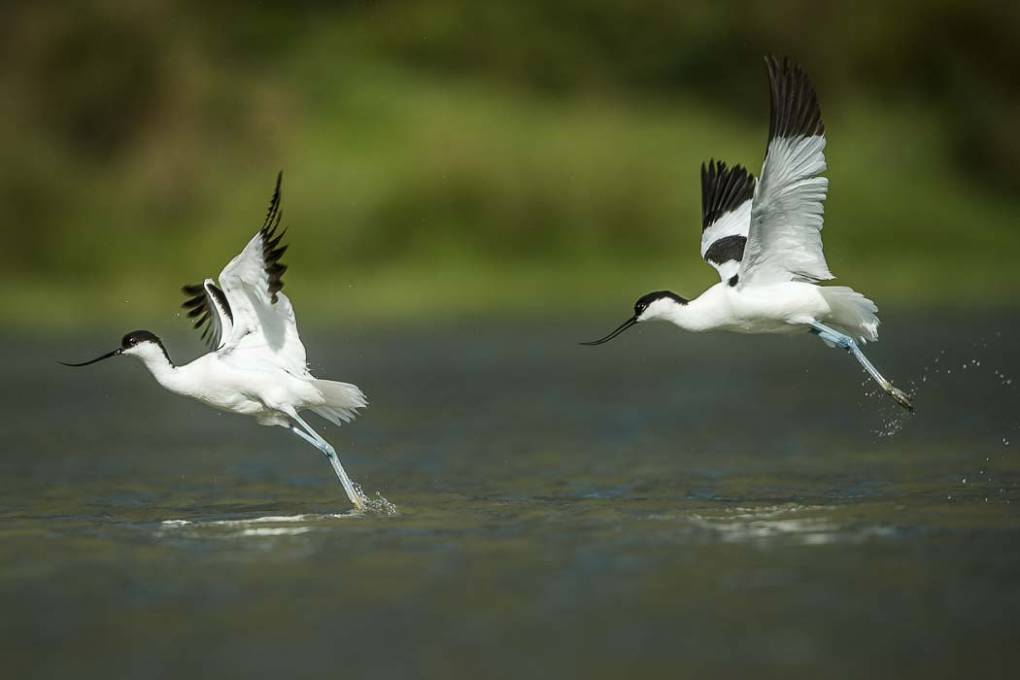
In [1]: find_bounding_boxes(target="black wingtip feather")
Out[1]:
[764,55,824,140]
[259,172,288,303]
[182,295,203,310]
[180,281,232,349]
[261,172,283,232]
[266,230,286,251]
[700,159,755,230]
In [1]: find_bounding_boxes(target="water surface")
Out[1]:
[2,314,1018,678]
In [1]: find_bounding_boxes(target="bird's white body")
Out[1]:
[131,344,341,426]
[646,281,875,339]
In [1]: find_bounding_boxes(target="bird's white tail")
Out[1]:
[820,286,880,344]
[311,380,368,427]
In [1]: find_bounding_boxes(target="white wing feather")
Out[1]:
[740,57,833,287]
[216,174,309,376]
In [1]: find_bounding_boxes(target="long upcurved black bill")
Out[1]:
[580,316,638,346]
[59,349,121,367]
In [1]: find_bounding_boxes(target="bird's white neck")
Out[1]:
[664,301,711,332]
[146,359,181,391]
[641,291,719,333]
[127,344,185,393]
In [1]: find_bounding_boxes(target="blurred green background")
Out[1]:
[3,0,1019,329]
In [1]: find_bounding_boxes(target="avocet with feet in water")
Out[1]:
[62,173,378,511]
[583,56,913,411]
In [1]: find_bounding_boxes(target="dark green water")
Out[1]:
[2,314,1018,678]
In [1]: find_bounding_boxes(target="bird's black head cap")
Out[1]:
[121,330,162,349]
[120,330,173,365]
[634,291,687,317]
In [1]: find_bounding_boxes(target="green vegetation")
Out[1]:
[3,3,1019,329]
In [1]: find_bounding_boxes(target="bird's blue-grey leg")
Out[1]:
[809,322,914,411]
[285,414,365,511]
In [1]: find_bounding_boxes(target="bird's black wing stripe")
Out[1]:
[208,284,232,323]
[704,234,747,265]
[701,159,755,231]
[180,281,231,349]
[259,171,288,303]
[766,55,825,141]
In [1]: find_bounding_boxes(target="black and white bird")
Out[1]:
[62,173,374,510]
[583,56,913,411]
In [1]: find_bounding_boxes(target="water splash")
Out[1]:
[868,380,913,438]
[855,349,931,438]
[352,484,399,516]
[877,339,1019,441]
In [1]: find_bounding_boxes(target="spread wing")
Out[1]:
[215,172,309,375]
[181,279,234,349]
[700,159,755,286]
[739,56,832,287]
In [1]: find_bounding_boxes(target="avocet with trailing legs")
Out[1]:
[62,173,376,511]
[583,56,913,411]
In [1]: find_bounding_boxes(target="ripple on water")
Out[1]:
[157,510,368,540]
[683,503,897,546]
[157,487,399,540]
